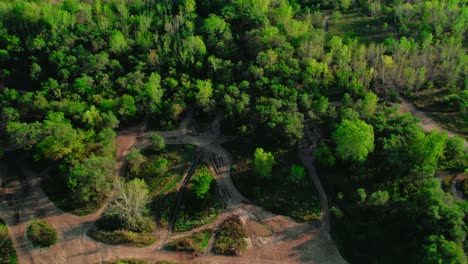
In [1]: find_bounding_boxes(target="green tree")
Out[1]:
[289,165,306,184]
[149,133,165,151]
[37,112,86,161]
[109,30,129,54]
[367,190,389,206]
[67,155,115,205]
[126,148,146,175]
[254,148,275,179]
[332,119,375,163]
[105,178,153,232]
[362,91,378,116]
[195,79,213,112]
[191,167,215,199]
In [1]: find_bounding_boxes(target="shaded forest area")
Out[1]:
[0,0,466,263]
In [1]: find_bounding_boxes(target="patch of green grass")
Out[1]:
[328,11,395,44]
[174,166,221,232]
[212,216,247,256]
[225,139,321,222]
[27,219,57,248]
[134,144,197,195]
[165,229,212,252]
[88,229,156,247]
[0,219,17,264]
[408,90,468,138]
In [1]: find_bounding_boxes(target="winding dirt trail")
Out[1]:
[0,113,346,264]
[398,96,467,149]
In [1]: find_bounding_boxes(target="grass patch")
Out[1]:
[174,166,221,232]
[0,219,17,264]
[165,229,212,252]
[88,229,156,247]
[408,90,468,137]
[225,138,321,222]
[328,11,395,44]
[27,219,57,248]
[212,216,247,256]
[131,144,197,195]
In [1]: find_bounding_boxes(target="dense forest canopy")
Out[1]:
[0,0,466,263]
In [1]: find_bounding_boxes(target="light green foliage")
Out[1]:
[191,167,215,199]
[367,190,389,206]
[149,134,165,151]
[127,148,147,175]
[37,112,86,161]
[362,92,378,116]
[253,148,275,179]
[106,178,152,232]
[442,137,466,168]
[289,165,306,184]
[143,73,164,111]
[110,30,129,53]
[332,119,375,163]
[67,155,115,205]
[195,79,213,112]
[408,128,447,176]
[423,235,466,264]
[27,219,57,248]
[153,157,169,176]
[117,94,137,120]
[356,188,367,203]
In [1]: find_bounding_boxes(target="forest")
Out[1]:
[0,0,466,263]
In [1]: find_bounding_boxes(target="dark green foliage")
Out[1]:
[67,155,115,206]
[27,219,57,248]
[0,0,466,263]
[212,217,247,256]
[289,165,306,184]
[0,219,17,264]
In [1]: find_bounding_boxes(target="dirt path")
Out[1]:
[451,173,467,201]
[1,113,346,264]
[398,96,467,149]
[323,11,332,32]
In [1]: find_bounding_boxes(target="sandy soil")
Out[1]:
[0,113,346,264]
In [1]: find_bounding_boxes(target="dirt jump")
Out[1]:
[0,113,347,264]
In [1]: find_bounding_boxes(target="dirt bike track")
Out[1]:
[0,114,347,264]
[1,95,465,264]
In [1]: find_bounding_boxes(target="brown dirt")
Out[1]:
[0,113,347,264]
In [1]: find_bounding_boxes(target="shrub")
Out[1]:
[213,216,247,256]
[0,219,17,264]
[150,134,165,151]
[165,230,211,252]
[289,165,306,184]
[191,167,215,199]
[27,219,57,247]
[88,230,156,247]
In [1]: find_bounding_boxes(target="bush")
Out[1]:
[150,134,165,151]
[88,230,156,247]
[213,216,247,256]
[0,219,17,264]
[289,165,306,184]
[27,219,57,248]
[191,167,215,199]
[165,230,211,252]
